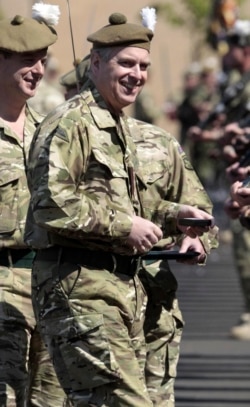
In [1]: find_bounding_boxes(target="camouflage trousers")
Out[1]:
[32,253,154,407]
[0,265,67,407]
[139,260,184,407]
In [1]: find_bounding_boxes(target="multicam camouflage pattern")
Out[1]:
[27,82,158,406]
[0,105,67,406]
[27,79,219,405]
[130,119,218,405]
[32,253,152,406]
[0,106,41,249]
[26,82,149,253]
[132,119,219,252]
[139,260,183,407]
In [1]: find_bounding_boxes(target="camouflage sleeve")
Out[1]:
[134,121,218,251]
[161,136,218,251]
[136,124,213,218]
[29,120,133,241]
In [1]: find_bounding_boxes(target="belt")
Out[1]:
[36,246,142,277]
[0,248,35,268]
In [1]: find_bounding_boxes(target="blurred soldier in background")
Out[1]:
[164,61,202,148]
[60,54,90,100]
[207,0,239,53]
[186,57,222,188]
[189,19,250,340]
[133,68,161,124]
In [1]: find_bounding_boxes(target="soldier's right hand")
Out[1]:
[226,161,250,183]
[126,216,163,254]
[230,180,250,207]
[177,205,215,238]
[224,197,241,219]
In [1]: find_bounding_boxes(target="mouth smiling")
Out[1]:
[122,81,140,93]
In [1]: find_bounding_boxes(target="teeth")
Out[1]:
[123,84,135,90]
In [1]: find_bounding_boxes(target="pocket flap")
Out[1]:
[0,167,22,186]
[92,148,128,178]
[41,313,104,338]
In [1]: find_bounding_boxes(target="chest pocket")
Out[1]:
[86,148,128,179]
[0,166,22,234]
[140,160,166,186]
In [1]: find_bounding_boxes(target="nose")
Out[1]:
[32,60,45,76]
[131,64,142,79]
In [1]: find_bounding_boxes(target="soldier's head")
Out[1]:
[226,19,250,70]
[60,54,91,100]
[0,3,59,101]
[86,8,156,114]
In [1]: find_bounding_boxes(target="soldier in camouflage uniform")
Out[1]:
[190,19,250,340]
[0,7,68,407]
[25,11,215,407]
[133,69,161,124]
[58,57,218,405]
[59,55,90,101]
[216,20,250,340]
[131,119,218,406]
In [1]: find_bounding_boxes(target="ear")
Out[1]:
[244,46,250,57]
[91,52,100,75]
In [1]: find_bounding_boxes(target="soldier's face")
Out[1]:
[92,46,150,114]
[227,45,245,69]
[0,49,47,101]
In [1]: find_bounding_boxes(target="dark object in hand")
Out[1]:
[178,218,214,227]
[143,250,200,260]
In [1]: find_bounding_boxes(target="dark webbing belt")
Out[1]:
[0,248,35,268]
[35,246,142,277]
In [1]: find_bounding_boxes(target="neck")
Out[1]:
[0,101,26,141]
[0,96,26,120]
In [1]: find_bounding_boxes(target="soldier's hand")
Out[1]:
[187,126,203,141]
[222,144,238,163]
[239,206,250,229]
[230,180,250,206]
[126,216,163,254]
[224,196,241,219]
[177,205,214,238]
[226,161,250,183]
[222,122,244,145]
[178,236,207,265]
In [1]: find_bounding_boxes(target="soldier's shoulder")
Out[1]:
[38,93,89,134]
[135,119,176,143]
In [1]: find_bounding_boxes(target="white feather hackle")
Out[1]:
[140,7,157,32]
[32,2,60,26]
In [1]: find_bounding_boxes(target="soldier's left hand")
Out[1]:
[177,236,206,265]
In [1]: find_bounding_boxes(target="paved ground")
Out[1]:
[171,240,250,407]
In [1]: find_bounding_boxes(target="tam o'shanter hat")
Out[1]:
[227,19,250,47]
[87,7,157,51]
[0,2,60,53]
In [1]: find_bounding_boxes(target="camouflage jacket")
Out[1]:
[131,119,219,253]
[26,82,218,253]
[0,105,43,249]
[26,82,145,253]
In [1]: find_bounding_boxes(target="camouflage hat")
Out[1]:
[60,55,90,88]
[227,19,250,47]
[87,10,156,51]
[0,7,58,53]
